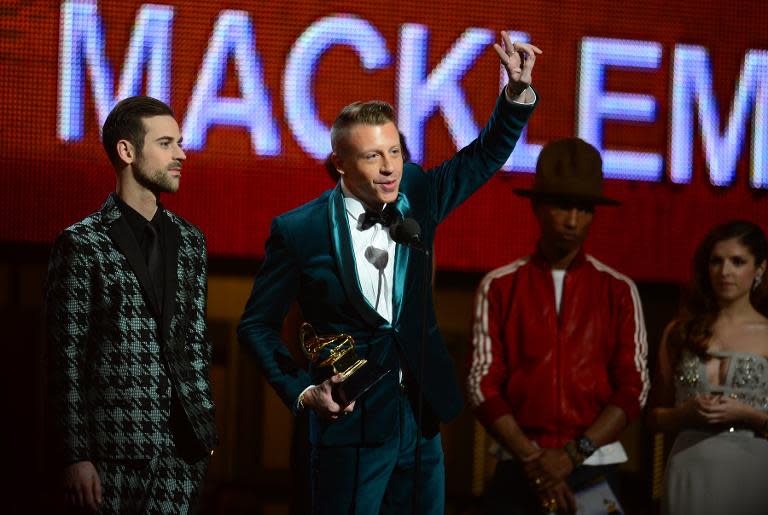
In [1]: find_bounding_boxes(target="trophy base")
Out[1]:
[333,360,391,407]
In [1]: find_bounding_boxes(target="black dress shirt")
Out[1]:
[114,196,165,313]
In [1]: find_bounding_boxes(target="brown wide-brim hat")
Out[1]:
[513,137,621,206]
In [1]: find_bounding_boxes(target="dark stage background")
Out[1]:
[1,0,766,513]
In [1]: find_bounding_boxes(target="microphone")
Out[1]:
[390,217,429,510]
[389,218,423,249]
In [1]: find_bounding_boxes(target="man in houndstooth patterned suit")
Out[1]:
[45,96,218,513]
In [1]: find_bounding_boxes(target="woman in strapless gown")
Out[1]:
[648,220,768,515]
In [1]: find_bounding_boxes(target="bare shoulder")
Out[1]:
[754,313,768,336]
[747,311,768,332]
[740,313,768,356]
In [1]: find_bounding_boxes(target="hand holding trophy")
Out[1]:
[300,323,390,409]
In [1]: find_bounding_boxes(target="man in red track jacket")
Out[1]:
[467,138,649,515]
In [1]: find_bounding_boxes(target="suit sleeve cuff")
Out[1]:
[295,385,314,413]
[505,85,536,105]
[62,446,91,465]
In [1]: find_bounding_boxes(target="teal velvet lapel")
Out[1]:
[391,193,411,326]
[328,185,384,328]
[327,186,412,328]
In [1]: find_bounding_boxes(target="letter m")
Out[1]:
[57,0,174,141]
[671,46,768,188]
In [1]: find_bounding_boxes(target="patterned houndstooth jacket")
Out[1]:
[45,193,218,463]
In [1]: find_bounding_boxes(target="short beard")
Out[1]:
[133,160,179,194]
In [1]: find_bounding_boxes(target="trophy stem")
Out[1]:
[335,358,367,381]
[299,322,390,406]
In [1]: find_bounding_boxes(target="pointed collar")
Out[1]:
[101,192,165,227]
[339,180,409,229]
[114,193,163,225]
[340,183,368,230]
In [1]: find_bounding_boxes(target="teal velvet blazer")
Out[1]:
[238,91,537,447]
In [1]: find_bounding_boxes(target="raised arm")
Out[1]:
[422,34,542,224]
[495,31,541,103]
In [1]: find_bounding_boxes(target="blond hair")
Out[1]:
[330,100,395,155]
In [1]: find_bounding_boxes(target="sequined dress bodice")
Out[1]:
[675,350,768,411]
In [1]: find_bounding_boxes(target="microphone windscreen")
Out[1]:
[390,218,422,245]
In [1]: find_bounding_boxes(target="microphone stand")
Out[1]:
[390,218,430,514]
[410,241,429,515]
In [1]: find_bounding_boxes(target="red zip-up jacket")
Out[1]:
[467,247,649,449]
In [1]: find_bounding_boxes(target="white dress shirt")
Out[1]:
[340,184,396,322]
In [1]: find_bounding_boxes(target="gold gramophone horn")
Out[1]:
[299,322,366,379]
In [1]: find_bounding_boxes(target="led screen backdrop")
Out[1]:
[1,0,766,282]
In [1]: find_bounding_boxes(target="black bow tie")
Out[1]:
[359,204,399,230]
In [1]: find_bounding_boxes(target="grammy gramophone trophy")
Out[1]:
[300,323,390,406]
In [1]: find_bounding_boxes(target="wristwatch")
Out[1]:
[573,436,597,460]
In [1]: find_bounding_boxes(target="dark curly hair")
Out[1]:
[670,220,768,357]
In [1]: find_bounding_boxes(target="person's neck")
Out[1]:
[717,294,758,323]
[116,177,158,221]
[539,241,581,270]
[340,179,385,211]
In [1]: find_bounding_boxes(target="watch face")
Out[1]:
[576,437,596,457]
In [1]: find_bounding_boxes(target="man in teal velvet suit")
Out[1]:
[238,33,541,514]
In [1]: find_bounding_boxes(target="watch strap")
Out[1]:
[563,440,585,467]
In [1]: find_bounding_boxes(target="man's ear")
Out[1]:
[330,151,344,175]
[116,139,136,165]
